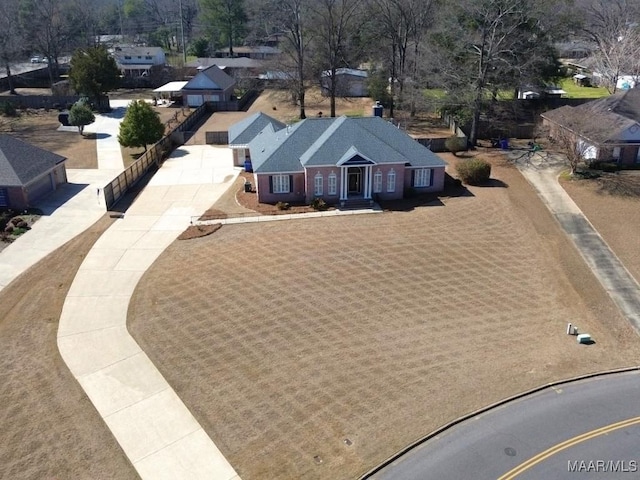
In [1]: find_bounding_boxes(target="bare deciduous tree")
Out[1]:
[0,0,23,94]
[310,0,364,117]
[580,0,640,93]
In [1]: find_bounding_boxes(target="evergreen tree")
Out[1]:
[68,101,95,135]
[69,46,120,103]
[118,100,164,152]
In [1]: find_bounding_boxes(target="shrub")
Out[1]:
[1,102,17,117]
[276,201,290,210]
[444,135,467,156]
[311,198,328,211]
[592,162,619,172]
[456,159,492,185]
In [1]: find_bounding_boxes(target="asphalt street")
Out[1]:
[369,371,640,480]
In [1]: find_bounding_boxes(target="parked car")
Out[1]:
[30,56,45,63]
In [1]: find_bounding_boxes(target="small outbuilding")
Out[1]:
[320,68,369,97]
[0,135,67,209]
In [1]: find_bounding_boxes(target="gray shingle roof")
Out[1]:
[0,135,66,187]
[183,65,236,91]
[542,89,640,144]
[228,112,286,146]
[244,116,447,173]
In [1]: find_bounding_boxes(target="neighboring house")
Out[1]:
[541,88,640,165]
[181,65,236,107]
[186,57,264,80]
[0,135,67,209]
[321,68,369,97]
[229,113,447,205]
[110,46,166,77]
[214,46,281,60]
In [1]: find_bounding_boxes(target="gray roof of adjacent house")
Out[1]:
[0,135,66,187]
[245,116,447,174]
[321,68,368,78]
[187,57,264,70]
[183,65,236,91]
[228,112,286,146]
[542,89,640,143]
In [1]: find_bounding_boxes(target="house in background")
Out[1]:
[186,57,264,81]
[229,114,446,205]
[110,45,166,77]
[214,46,281,60]
[541,88,640,165]
[181,65,236,107]
[320,68,369,97]
[0,135,67,209]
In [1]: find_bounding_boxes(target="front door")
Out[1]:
[348,167,362,195]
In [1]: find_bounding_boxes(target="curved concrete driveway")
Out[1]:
[58,145,241,480]
[514,154,640,334]
[368,371,640,479]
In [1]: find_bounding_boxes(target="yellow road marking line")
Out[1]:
[498,416,640,479]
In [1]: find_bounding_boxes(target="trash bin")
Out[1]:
[244,159,253,173]
[244,181,252,193]
[499,138,509,150]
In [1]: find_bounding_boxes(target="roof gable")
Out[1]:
[183,65,235,91]
[0,135,66,186]
[228,112,286,145]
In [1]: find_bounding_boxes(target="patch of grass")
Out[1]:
[560,77,610,99]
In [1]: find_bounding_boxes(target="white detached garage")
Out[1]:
[181,65,236,107]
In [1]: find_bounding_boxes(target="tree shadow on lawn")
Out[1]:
[102,107,127,119]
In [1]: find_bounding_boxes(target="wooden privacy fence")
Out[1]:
[103,102,209,210]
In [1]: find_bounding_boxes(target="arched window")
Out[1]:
[314,172,323,196]
[328,172,337,195]
[387,169,396,192]
[373,170,383,193]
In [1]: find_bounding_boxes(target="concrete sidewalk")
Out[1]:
[0,99,130,291]
[513,153,640,334]
[58,145,241,480]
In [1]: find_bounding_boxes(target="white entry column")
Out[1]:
[364,165,372,199]
[340,167,347,200]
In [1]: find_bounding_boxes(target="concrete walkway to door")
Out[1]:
[57,145,241,480]
[512,151,640,334]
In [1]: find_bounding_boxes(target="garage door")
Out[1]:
[0,188,8,207]
[187,95,204,107]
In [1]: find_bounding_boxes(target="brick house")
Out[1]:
[541,89,640,165]
[0,135,67,209]
[229,113,447,205]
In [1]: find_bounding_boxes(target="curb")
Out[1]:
[359,366,640,479]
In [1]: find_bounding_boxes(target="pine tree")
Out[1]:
[118,100,165,152]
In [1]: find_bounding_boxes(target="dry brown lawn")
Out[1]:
[561,171,640,283]
[128,157,640,480]
[247,87,375,123]
[0,109,98,168]
[0,215,138,480]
